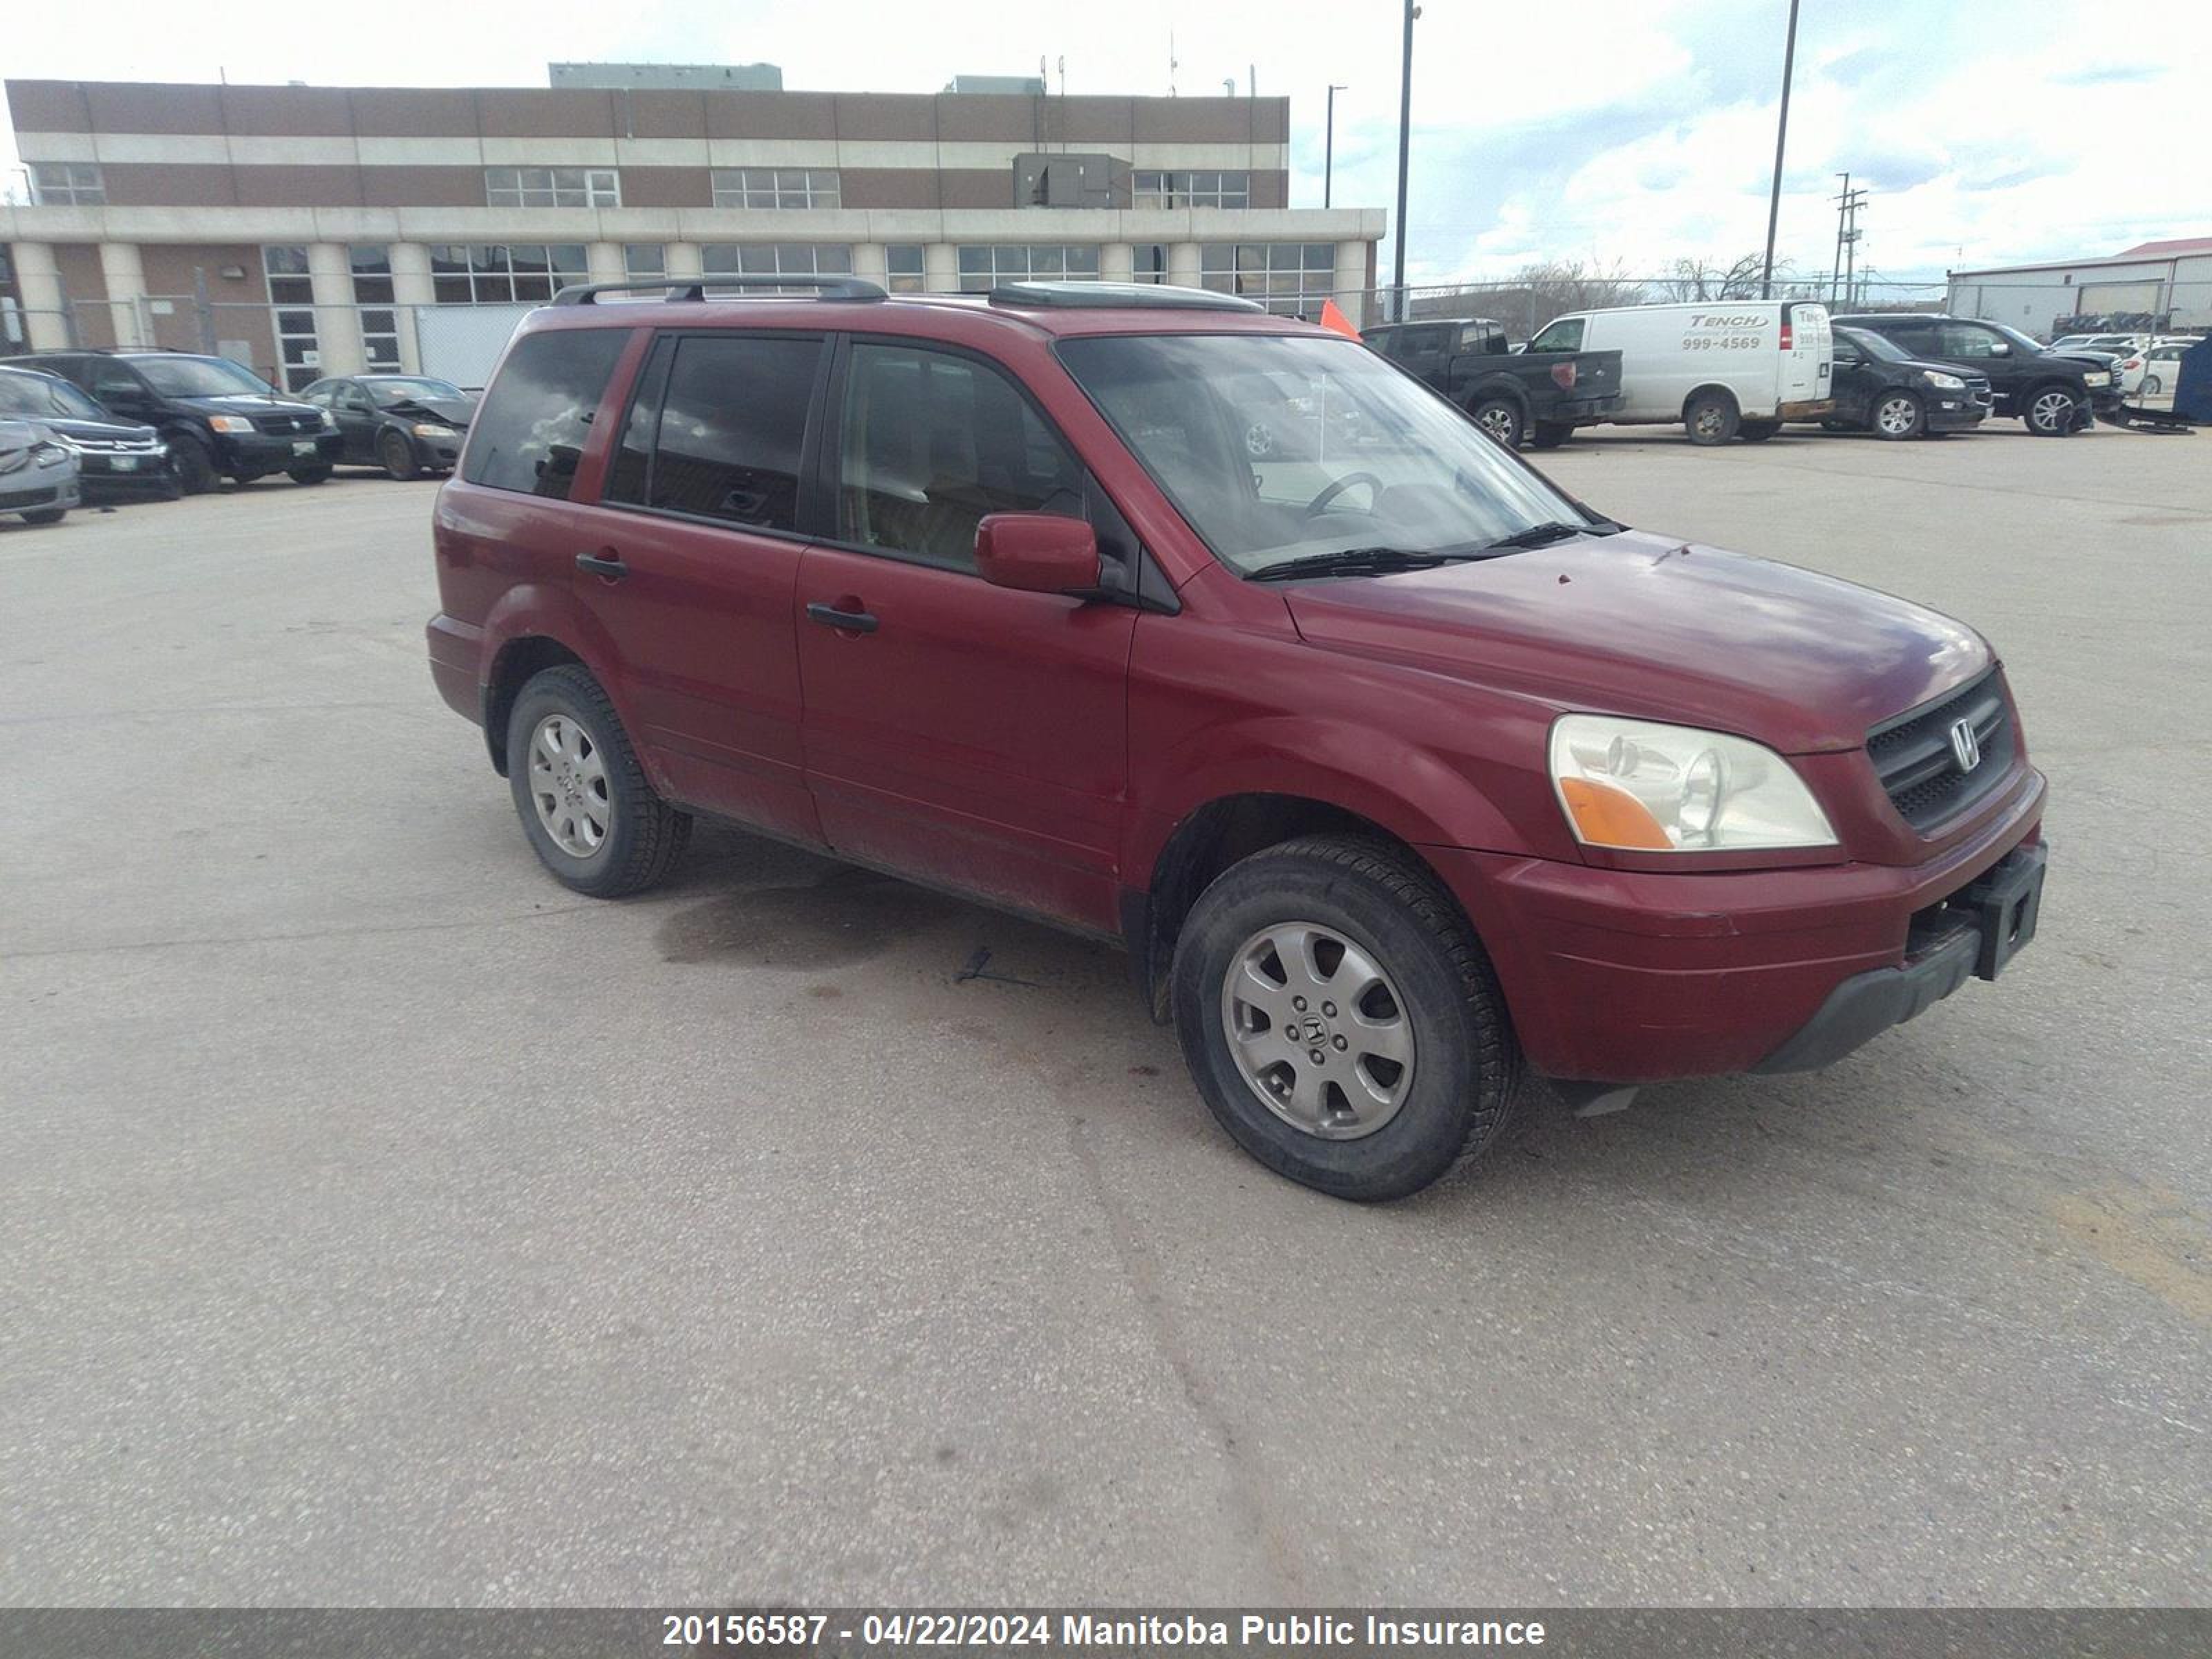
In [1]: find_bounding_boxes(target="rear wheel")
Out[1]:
[379,429,422,480]
[167,433,217,495]
[2024,385,2082,436]
[1170,836,1521,1201]
[1737,419,1782,442]
[1872,391,1925,440]
[505,665,690,899]
[1684,389,1741,446]
[1528,421,1573,449]
[1470,397,1523,449]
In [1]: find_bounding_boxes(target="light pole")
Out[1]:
[1392,3,1418,320]
[1324,83,1347,209]
[1759,0,1801,300]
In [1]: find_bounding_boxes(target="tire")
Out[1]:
[2023,384,2082,437]
[1470,397,1523,449]
[2144,375,2162,396]
[1684,389,1740,446]
[21,507,67,525]
[1871,390,1925,441]
[379,429,422,480]
[505,665,691,899]
[1529,421,1573,449]
[287,466,332,485]
[167,433,217,496]
[1170,835,1522,1202]
[1737,419,1782,442]
[1819,418,1851,432]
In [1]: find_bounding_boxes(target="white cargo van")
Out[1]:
[1524,301,1834,444]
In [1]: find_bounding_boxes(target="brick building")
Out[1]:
[0,69,1385,386]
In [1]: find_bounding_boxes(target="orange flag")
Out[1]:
[1318,298,1362,339]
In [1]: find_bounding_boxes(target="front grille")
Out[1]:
[1868,668,2014,832]
[252,413,319,435]
[70,435,162,453]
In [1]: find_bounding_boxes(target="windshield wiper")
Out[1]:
[1249,545,1481,582]
[1481,518,1618,550]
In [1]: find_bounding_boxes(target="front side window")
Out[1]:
[1058,332,1585,577]
[836,342,1085,570]
[1198,243,1336,318]
[30,162,105,205]
[462,328,628,500]
[1527,317,1584,353]
[606,334,823,530]
[711,169,841,209]
[485,167,620,209]
[955,245,1100,292]
[1938,322,2000,359]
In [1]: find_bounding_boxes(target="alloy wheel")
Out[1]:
[1220,922,1416,1139]
[527,713,611,857]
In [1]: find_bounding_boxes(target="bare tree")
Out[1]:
[1662,253,1789,302]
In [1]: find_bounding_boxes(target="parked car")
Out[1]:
[11,350,341,492]
[1831,315,2117,435]
[1521,300,1834,444]
[1360,316,1623,449]
[2124,340,2192,411]
[427,276,2048,1202]
[2049,333,2144,355]
[0,364,176,502]
[0,418,82,524]
[1809,325,1990,439]
[300,373,478,478]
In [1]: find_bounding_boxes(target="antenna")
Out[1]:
[1168,30,1178,97]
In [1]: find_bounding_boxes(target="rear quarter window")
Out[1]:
[462,327,630,500]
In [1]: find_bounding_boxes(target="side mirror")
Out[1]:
[1987,341,2009,356]
[975,513,1102,596]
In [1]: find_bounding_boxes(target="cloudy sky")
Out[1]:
[7,0,2204,287]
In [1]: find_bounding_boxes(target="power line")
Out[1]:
[1831,177,1869,305]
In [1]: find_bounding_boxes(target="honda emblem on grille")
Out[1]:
[1949,718,1981,771]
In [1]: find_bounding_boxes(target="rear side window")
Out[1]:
[606,334,823,529]
[836,342,1084,571]
[462,328,629,499]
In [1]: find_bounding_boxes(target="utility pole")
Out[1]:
[1759,0,1801,300]
[1392,2,1418,321]
[1324,83,1347,209]
[1830,176,1866,304]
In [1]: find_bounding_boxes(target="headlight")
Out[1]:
[1924,371,1965,390]
[2083,371,2110,386]
[32,440,71,467]
[206,415,256,433]
[410,422,458,438]
[1549,715,1837,852]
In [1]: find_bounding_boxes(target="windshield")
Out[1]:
[368,377,467,405]
[0,372,107,420]
[134,357,279,397]
[1056,332,1591,576]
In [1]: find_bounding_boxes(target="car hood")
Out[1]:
[41,416,160,443]
[1891,355,1984,380]
[1281,529,1991,753]
[177,393,323,418]
[385,395,476,427]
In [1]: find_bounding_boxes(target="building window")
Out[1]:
[349,245,400,368]
[1132,245,1168,284]
[711,169,841,209]
[263,246,321,392]
[1200,243,1338,317]
[700,243,853,294]
[624,244,666,277]
[429,244,590,304]
[29,162,105,205]
[955,245,1100,291]
[485,167,620,209]
[883,245,927,294]
[1134,170,1250,209]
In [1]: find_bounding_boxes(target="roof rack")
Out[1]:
[987,281,1266,313]
[552,274,888,306]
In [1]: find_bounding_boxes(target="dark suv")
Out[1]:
[1830,314,2116,435]
[428,276,2048,1201]
[14,350,341,491]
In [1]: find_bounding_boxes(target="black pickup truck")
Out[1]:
[1362,317,1623,449]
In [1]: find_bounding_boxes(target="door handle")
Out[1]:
[806,601,879,634]
[576,551,627,580]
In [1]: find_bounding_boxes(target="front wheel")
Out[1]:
[1872,391,1925,440]
[21,507,67,525]
[2024,386,2082,436]
[1470,398,1523,449]
[168,433,217,495]
[1684,390,1741,446]
[1170,836,1521,1201]
[379,429,422,480]
[505,665,691,898]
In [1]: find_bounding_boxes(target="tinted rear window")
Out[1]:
[462,328,629,499]
[606,334,823,529]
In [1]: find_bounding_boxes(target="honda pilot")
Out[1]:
[427,276,2049,1201]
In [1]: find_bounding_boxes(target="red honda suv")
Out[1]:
[427,275,2047,1201]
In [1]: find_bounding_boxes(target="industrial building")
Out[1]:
[1946,236,2212,338]
[0,67,1383,386]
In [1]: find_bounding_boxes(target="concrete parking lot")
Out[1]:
[4,424,2209,1606]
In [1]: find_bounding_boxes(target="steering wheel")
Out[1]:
[1303,472,1384,517]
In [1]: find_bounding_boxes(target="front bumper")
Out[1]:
[216,429,343,471]
[1926,396,1987,431]
[1432,766,2047,1083]
[1,467,82,513]
[79,450,182,501]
